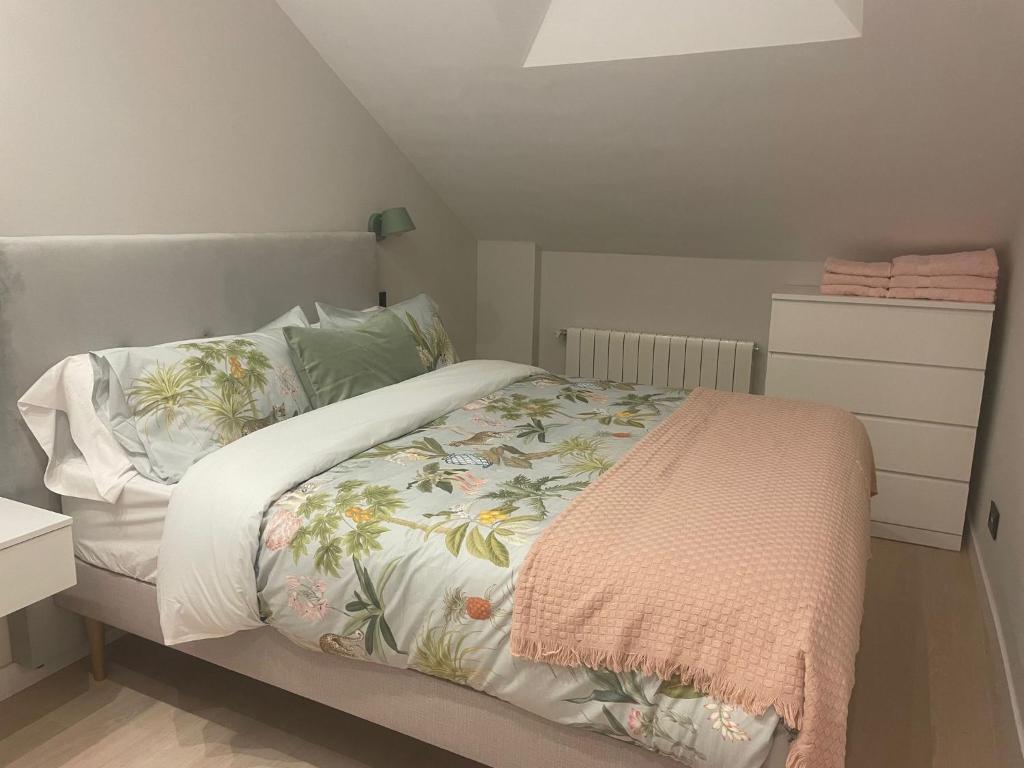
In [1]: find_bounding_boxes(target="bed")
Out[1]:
[0,233,871,768]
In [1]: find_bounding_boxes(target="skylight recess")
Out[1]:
[523,0,863,68]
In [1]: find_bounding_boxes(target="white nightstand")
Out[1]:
[0,497,76,617]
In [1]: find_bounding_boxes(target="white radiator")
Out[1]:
[562,327,755,394]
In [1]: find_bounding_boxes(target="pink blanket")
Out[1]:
[511,389,874,768]
[821,272,891,288]
[823,257,891,278]
[890,274,996,290]
[892,249,998,278]
[888,287,995,303]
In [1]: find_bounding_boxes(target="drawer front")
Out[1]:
[871,471,968,535]
[870,521,962,551]
[765,354,985,426]
[0,526,76,617]
[858,416,977,481]
[769,299,993,369]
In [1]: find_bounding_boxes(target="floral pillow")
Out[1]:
[317,293,457,371]
[91,307,311,484]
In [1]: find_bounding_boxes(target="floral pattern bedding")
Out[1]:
[91,306,310,483]
[255,373,781,768]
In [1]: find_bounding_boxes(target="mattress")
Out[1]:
[59,457,170,584]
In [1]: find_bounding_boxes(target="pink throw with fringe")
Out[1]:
[511,389,874,768]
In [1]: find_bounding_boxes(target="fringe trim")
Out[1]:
[785,743,811,768]
[509,637,805,731]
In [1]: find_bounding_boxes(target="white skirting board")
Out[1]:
[969,524,1024,760]
[0,617,9,667]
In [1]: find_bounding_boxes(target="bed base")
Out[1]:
[56,560,791,768]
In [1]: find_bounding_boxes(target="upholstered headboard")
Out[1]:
[0,232,378,510]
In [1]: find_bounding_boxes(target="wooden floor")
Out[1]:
[0,538,1020,767]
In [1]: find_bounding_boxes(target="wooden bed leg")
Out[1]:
[84,618,107,681]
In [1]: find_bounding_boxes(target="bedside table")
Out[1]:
[0,497,76,617]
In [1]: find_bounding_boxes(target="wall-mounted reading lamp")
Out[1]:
[367,206,416,241]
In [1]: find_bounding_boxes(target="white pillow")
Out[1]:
[19,306,312,501]
[19,354,136,502]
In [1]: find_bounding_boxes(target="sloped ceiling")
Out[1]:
[277,0,1024,260]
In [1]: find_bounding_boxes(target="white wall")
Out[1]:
[476,241,540,364]
[969,219,1024,750]
[0,0,476,355]
[0,0,476,681]
[538,251,822,392]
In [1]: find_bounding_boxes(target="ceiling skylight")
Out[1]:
[524,0,863,68]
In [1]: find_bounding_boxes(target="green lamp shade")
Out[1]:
[368,207,416,241]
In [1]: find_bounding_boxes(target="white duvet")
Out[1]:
[157,360,542,644]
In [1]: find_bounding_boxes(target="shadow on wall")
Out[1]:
[970,237,1014,513]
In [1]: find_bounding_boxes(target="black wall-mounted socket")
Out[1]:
[988,500,1001,541]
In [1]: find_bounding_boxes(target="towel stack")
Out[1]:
[821,258,891,298]
[820,249,998,304]
[889,249,998,303]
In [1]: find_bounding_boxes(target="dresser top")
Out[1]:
[0,497,71,551]
[773,292,995,313]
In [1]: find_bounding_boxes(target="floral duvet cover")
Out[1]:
[253,372,781,768]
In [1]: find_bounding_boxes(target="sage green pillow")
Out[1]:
[283,310,425,408]
[317,293,458,372]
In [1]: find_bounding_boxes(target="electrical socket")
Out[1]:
[988,500,1000,541]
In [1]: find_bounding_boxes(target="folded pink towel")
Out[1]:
[822,272,891,289]
[892,249,998,278]
[888,287,995,303]
[890,274,996,290]
[821,284,889,298]
[823,258,891,278]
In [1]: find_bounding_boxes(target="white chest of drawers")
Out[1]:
[766,293,994,550]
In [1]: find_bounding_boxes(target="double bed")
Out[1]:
[0,233,872,768]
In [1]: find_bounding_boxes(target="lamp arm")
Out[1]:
[367,212,383,241]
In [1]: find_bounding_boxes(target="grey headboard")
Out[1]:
[0,232,378,510]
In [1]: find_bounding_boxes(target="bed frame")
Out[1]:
[0,233,790,768]
[58,560,801,768]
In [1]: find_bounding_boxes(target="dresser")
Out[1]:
[766,293,994,550]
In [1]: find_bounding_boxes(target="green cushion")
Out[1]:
[283,310,425,408]
[317,293,458,371]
